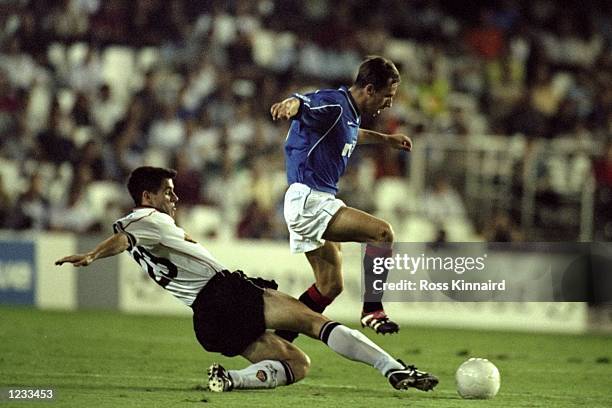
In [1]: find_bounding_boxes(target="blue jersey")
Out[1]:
[284,86,361,195]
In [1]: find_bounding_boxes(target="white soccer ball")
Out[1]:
[455,358,500,399]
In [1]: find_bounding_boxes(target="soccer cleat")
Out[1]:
[387,360,439,392]
[207,363,234,392]
[361,310,400,334]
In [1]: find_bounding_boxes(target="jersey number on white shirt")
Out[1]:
[131,245,178,288]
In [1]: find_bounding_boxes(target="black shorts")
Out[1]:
[191,270,277,357]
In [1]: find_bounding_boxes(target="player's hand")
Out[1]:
[270,97,300,121]
[55,253,94,267]
[387,134,412,151]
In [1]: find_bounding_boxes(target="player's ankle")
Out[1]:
[362,302,384,314]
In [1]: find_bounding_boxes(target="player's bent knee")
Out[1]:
[287,349,311,382]
[377,222,395,243]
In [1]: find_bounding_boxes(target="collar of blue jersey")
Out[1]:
[339,86,361,119]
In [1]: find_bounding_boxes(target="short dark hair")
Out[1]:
[354,56,400,91]
[127,166,177,205]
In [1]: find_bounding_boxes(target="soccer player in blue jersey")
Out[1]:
[270,56,411,339]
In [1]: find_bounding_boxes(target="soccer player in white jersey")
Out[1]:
[270,56,410,340]
[56,166,437,393]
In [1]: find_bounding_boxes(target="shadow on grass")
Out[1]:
[4,382,204,393]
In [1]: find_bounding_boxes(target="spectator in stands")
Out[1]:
[0,69,28,158]
[70,92,93,127]
[183,112,221,172]
[13,172,50,230]
[422,174,467,225]
[464,8,506,60]
[89,0,130,45]
[50,166,100,233]
[593,141,612,240]
[91,84,124,137]
[134,70,163,129]
[108,99,149,180]
[148,103,186,151]
[67,47,103,93]
[483,211,523,242]
[36,100,76,164]
[0,174,12,228]
[172,150,202,207]
[236,200,274,239]
[76,140,109,181]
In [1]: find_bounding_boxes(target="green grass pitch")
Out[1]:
[1,306,611,407]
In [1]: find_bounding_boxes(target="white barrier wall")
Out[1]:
[35,233,77,310]
[0,232,587,333]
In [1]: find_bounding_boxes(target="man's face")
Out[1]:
[146,178,179,218]
[363,80,399,116]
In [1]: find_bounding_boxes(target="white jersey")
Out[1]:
[113,207,226,306]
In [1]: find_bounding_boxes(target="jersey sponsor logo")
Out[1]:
[341,141,356,157]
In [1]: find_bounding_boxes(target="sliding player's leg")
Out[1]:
[322,206,399,334]
[262,289,438,391]
[209,286,438,392]
[208,332,309,392]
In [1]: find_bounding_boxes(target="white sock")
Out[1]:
[319,322,404,376]
[228,360,293,389]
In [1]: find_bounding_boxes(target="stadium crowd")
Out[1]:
[0,0,611,240]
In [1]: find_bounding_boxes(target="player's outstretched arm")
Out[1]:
[55,233,130,267]
[270,97,300,121]
[358,128,412,151]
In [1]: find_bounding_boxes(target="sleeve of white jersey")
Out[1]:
[114,211,162,249]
